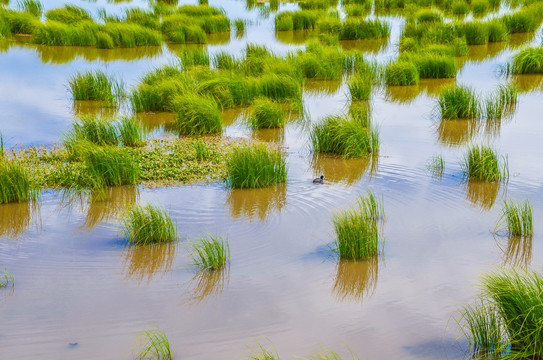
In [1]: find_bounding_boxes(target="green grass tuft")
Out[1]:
[496,199,533,237]
[68,70,124,105]
[485,83,518,120]
[17,0,42,17]
[190,234,230,270]
[462,144,505,182]
[385,61,419,86]
[0,268,14,288]
[311,115,379,158]
[249,97,285,129]
[427,154,444,177]
[227,143,287,188]
[510,47,543,75]
[172,95,222,135]
[84,146,139,188]
[134,329,173,360]
[438,85,480,120]
[333,191,384,260]
[118,117,145,147]
[348,74,372,101]
[0,160,37,204]
[123,204,177,246]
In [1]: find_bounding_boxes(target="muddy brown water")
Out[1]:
[1,0,543,359]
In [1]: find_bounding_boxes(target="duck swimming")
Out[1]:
[313,175,324,184]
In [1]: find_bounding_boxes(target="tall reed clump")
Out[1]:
[0,161,37,204]
[134,329,173,360]
[348,74,372,100]
[462,144,505,182]
[18,0,43,17]
[227,143,287,188]
[118,117,145,147]
[311,115,379,158]
[333,191,384,260]
[385,61,419,85]
[190,235,230,270]
[485,83,518,120]
[179,47,209,69]
[172,95,222,135]
[84,146,139,188]
[438,85,481,119]
[496,199,533,237]
[509,47,543,75]
[68,70,124,105]
[405,54,457,79]
[249,97,285,129]
[458,269,543,359]
[122,204,177,246]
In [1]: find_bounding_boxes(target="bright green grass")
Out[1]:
[458,21,489,45]
[45,5,91,24]
[249,97,285,129]
[123,204,177,246]
[415,8,443,23]
[404,53,457,79]
[472,0,489,16]
[462,144,505,182]
[192,138,210,160]
[338,18,390,40]
[179,47,209,69]
[348,74,372,101]
[64,116,119,150]
[485,83,518,120]
[17,0,42,17]
[458,269,543,359]
[385,61,419,86]
[496,199,533,237]
[452,0,469,15]
[118,117,145,147]
[311,115,379,158]
[0,160,37,204]
[333,191,384,260]
[190,234,230,270]
[84,146,139,188]
[172,95,222,135]
[510,47,543,74]
[427,154,444,177]
[101,22,162,47]
[234,18,245,31]
[227,143,287,188]
[248,343,280,360]
[438,85,480,120]
[32,20,100,46]
[68,70,124,104]
[134,329,173,360]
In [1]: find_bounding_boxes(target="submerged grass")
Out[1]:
[190,234,230,270]
[462,144,505,182]
[0,268,14,288]
[134,329,173,360]
[0,160,37,204]
[227,143,287,189]
[485,83,518,120]
[427,154,444,177]
[123,204,177,246]
[496,199,533,237]
[333,191,384,260]
[458,269,543,359]
[311,115,379,158]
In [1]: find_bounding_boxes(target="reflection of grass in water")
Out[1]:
[310,153,377,186]
[72,100,118,119]
[384,83,420,103]
[464,179,500,210]
[227,184,286,221]
[303,79,342,96]
[436,118,479,146]
[0,201,37,238]
[497,234,533,269]
[122,242,177,284]
[333,256,379,302]
[252,127,285,144]
[82,186,138,230]
[133,329,173,360]
[187,265,229,303]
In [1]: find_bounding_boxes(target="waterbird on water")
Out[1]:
[313,175,324,184]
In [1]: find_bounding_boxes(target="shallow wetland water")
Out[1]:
[1,0,543,359]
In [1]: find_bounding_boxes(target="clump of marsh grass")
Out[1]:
[64,116,119,149]
[118,117,145,147]
[496,199,533,237]
[348,74,372,101]
[311,115,379,158]
[485,83,518,120]
[17,0,43,17]
[84,146,139,188]
[438,85,481,120]
[333,191,384,260]
[0,160,37,204]
[134,329,172,360]
[68,70,124,105]
[192,138,210,160]
[234,18,245,31]
[462,144,506,182]
[172,95,222,135]
[122,204,177,246]
[249,98,285,129]
[509,47,543,75]
[427,154,444,177]
[227,143,287,189]
[0,268,14,289]
[179,47,209,69]
[247,342,280,360]
[189,235,230,271]
[385,61,419,86]
[457,269,543,359]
